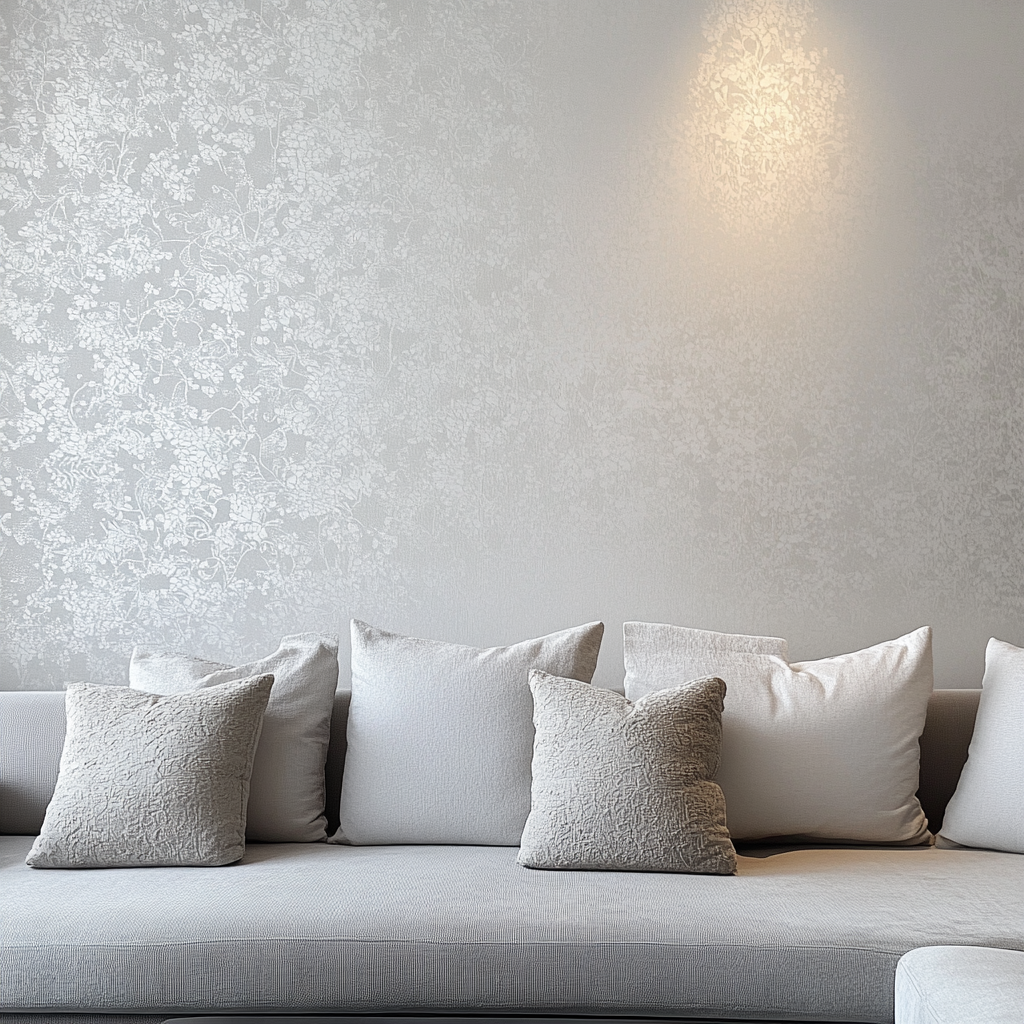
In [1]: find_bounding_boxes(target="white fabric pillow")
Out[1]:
[623,622,788,688]
[624,623,934,844]
[335,619,605,846]
[27,675,273,869]
[939,638,1024,854]
[131,634,338,842]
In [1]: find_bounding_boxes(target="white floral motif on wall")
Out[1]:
[2,2,1024,691]
[0,0,554,686]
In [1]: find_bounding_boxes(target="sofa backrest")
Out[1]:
[1,687,981,838]
[916,687,980,833]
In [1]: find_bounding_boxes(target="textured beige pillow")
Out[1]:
[939,638,1024,854]
[26,675,273,869]
[624,623,934,844]
[518,669,736,875]
[130,634,338,842]
[336,619,604,846]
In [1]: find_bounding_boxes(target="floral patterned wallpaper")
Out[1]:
[686,0,848,236]
[2,0,1023,689]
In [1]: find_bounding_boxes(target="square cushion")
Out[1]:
[624,623,933,844]
[519,669,736,874]
[26,675,273,868]
[131,634,338,842]
[939,638,1024,854]
[335,619,605,845]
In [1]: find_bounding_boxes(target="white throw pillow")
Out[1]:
[335,619,605,846]
[131,634,338,842]
[939,638,1024,854]
[27,675,273,869]
[624,623,934,844]
[623,622,788,688]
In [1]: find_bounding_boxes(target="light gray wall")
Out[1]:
[2,0,1022,690]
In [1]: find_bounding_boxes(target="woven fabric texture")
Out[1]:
[0,692,66,835]
[4,838,1024,1020]
[131,634,338,842]
[519,670,735,874]
[940,638,1024,853]
[916,688,980,833]
[895,946,1024,1024]
[26,675,272,868]
[625,623,934,844]
[336,619,604,846]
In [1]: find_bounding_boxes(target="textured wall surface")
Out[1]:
[2,0,1022,690]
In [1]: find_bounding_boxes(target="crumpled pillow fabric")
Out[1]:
[519,669,736,875]
[26,674,273,869]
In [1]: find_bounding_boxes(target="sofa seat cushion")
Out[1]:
[895,946,1024,1023]
[2,839,1023,1024]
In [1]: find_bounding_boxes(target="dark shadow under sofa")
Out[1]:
[2,687,1022,1024]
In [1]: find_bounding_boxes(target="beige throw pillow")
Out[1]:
[336,619,605,846]
[939,638,1024,854]
[130,634,338,842]
[624,623,934,844]
[26,675,273,869]
[518,670,736,874]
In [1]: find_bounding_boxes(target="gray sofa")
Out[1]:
[2,687,1023,1024]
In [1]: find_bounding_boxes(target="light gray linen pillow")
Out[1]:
[131,634,338,842]
[519,669,736,875]
[624,623,934,844]
[26,675,273,869]
[336,619,605,846]
[624,622,789,688]
[939,638,1024,854]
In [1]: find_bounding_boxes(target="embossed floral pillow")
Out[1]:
[26,675,273,869]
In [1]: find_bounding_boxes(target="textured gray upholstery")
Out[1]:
[0,1017,166,1024]
[0,692,66,835]
[916,688,980,833]
[895,946,1024,1023]
[322,688,351,837]
[3,838,1024,1022]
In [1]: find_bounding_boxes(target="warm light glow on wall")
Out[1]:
[686,0,847,236]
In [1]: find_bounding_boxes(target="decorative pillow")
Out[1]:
[26,675,273,869]
[131,634,338,842]
[939,638,1024,854]
[518,670,736,874]
[624,623,934,844]
[335,619,605,846]
[624,622,789,686]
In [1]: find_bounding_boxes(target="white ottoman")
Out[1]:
[896,946,1024,1023]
